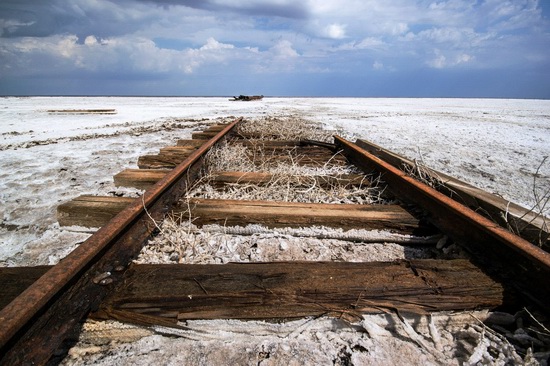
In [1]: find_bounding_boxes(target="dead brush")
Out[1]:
[186,172,386,204]
[205,140,361,176]
[140,114,392,263]
[236,115,334,142]
[204,141,256,172]
[199,142,389,204]
[504,156,550,247]
[404,148,445,190]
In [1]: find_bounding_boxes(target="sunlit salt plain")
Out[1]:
[1,96,549,265]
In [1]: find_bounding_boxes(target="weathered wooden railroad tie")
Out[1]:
[1,118,549,365]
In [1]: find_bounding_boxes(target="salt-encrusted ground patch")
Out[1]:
[0,120,201,266]
[135,222,449,264]
[62,311,535,366]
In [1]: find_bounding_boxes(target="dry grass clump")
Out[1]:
[205,141,358,176]
[204,141,256,172]
[236,115,334,142]
[186,177,386,205]
[198,119,393,203]
[510,157,550,246]
[403,149,445,190]
[200,142,389,204]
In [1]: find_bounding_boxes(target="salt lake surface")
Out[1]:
[1,96,549,266]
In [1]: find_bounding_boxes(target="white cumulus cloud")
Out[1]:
[323,23,347,39]
[270,39,299,58]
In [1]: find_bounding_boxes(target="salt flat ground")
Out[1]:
[1,96,548,265]
[0,97,549,365]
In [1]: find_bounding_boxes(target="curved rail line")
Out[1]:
[1,116,549,364]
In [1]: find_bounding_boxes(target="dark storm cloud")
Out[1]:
[0,1,68,37]
[0,0,308,40]
[0,0,156,39]
[1,0,549,97]
[131,0,309,19]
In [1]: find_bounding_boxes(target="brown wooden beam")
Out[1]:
[137,152,193,169]
[192,131,218,139]
[159,146,198,155]
[245,153,348,167]
[93,260,505,326]
[113,170,369,191]
[57,195,135,228]
[180,198,424,233]
[176,139,206,148]
[204,124,231,132]
[114,169,171,190]
[57,196,425,234]
[0,267,50,311]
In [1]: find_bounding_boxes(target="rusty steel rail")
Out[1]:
[0,118,241,365]
[335,136,550,307]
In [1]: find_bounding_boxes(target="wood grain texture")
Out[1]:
[176,139,207,147]
[159,146,198,155]
[58,196,423,233]
[180,198,423,232]
[137,152,193,169]
[57,195,135,228]
[114,169,171,190]
[0,266,50,311]
[94,260,504,325]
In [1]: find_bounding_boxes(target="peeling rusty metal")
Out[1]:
[335,135,550,306]
[0,118,241,364]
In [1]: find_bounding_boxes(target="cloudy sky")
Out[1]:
[1,0,549,97]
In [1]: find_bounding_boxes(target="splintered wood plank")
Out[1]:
[192,131,218,139]
[137,152,193,169]
[177,198,422,232]
[58,196,422,232]
[114,169,171,190]
[176,139,206,148]
[114,169,369,197]
[57,195,135,228]
[94,260,504,325]
[209,171,369,188]
[159,146,198,155]
[205,124,230,132]
[0,266,50,311]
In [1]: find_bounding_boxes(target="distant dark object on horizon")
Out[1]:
[47,109,117,115]
[231,95,264,101]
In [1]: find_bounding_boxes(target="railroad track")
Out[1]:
[0,117,549,364]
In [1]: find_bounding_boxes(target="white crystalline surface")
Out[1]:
[1,97,549,365]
